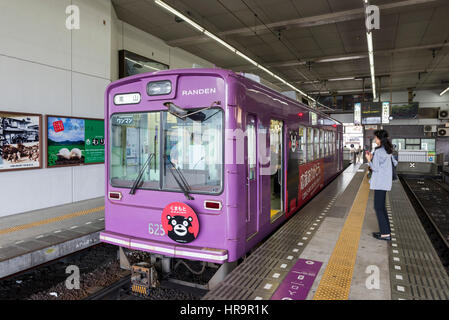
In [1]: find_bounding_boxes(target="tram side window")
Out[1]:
[332,131,335,155]
[298,126,306,165]
[320,129,326,158]
[325,131,329,156]
[323,131,326,157]
[314,128,320,160]
[306,127,313,162]
[247,119,256,180]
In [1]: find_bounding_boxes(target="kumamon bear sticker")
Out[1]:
[161,202,199,244]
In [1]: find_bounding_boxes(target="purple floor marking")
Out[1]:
[271,258,323,300]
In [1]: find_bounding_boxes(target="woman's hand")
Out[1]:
[365,151,373,162]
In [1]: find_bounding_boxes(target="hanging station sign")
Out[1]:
[382,102,390,124]
[310,112,317,126]
[354,103,362,125]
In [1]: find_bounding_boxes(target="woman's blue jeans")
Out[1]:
[374,190,391,235]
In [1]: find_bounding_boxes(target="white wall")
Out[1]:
[380,89,449,126]
[110,9,214,81]
[330,89,449,125]
[0,0,216,217]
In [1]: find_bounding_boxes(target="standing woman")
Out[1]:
[365,130,398,241]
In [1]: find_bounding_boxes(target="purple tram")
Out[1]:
[101,68,343,265]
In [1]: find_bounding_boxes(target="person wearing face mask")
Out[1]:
[365,130,398,241]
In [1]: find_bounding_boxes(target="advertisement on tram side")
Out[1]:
[298,159,324,206]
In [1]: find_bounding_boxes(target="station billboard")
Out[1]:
[0,111,42,172]
[46,116,104,168]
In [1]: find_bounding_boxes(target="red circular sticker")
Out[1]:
[161,202,199,244]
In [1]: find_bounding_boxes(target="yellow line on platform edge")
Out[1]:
[313,173,370,300]
[0,206,105,235]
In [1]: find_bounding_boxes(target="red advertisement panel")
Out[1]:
[297,159,324,208]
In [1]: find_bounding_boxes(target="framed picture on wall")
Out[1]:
[0,111,43,172]
[119,50,169,78]
[46,115,105,168]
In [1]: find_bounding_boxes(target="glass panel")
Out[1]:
[247,118,256,180]
[421,139,435,151]
[331,131,335,155]
[392,138,405,151]
[406,138,420,145]
[298,126,306,164]
[314,128,319,160]
[320,129,325,157]
[120,50,169,78]
[270,119,283,219]
[110,112,160,189]
[162,109,223,194]
[307,127,313,162]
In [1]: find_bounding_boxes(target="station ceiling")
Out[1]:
[112,0,449,103]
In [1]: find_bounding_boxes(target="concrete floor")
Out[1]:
[301,184,391,299]
[0,197,104,247]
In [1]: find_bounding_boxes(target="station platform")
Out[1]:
[0,198,104,279]
[204,164,449,300]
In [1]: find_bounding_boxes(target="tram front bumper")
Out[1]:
[100,230,228,263]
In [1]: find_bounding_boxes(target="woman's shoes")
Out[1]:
[373,233,391,241]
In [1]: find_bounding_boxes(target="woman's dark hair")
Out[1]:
[374,129,393,154]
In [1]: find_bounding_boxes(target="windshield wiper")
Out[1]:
[129,153,155,195]
[164,155,194,200]
[163,101,219,122]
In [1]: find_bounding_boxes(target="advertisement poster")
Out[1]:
[47,116,104,167]
[298,159,324,206]
[0,112,42,172]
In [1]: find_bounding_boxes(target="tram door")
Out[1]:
[270,119,284,221]
[246,115,258,238]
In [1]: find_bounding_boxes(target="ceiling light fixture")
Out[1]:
[328,77,355,82]
[364,0,377,100]
[154,0,328,109]
[440,86,449,96]
[316,55,366,63]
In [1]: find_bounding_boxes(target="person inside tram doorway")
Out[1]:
[365,130,398,241]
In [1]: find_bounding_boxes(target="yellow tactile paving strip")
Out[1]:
[0,206,104,236]
[313,174,370,300]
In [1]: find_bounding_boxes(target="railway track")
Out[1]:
[400,176,449,269]
[84,274,132,300]
[84,275,208,300]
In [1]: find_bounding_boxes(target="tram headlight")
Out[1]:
[147,80,172,96]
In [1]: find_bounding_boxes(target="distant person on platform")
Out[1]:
[365,130,398,241]
[356,145,362,163]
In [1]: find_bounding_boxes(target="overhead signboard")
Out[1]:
[361,102,382,125]
[354,103,361,125]
[310,112,317,125]
[382,102,390,124]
